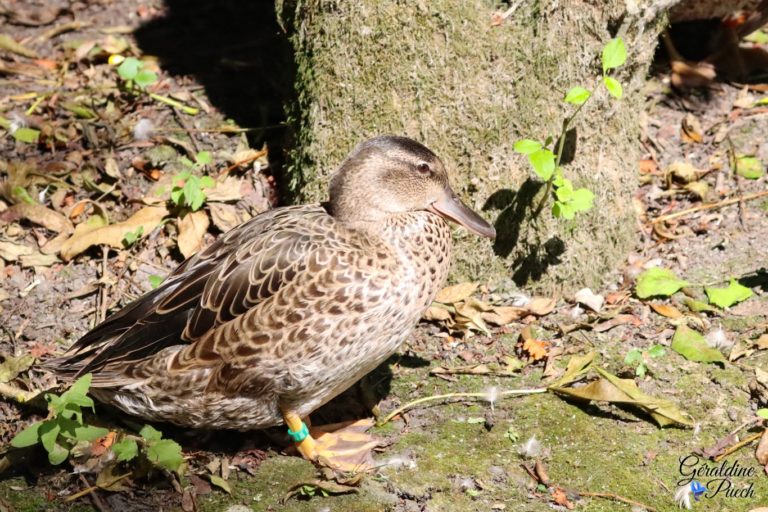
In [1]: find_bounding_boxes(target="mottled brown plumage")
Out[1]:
[53,136,494,465]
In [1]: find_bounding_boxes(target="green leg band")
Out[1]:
[287,421,309,442]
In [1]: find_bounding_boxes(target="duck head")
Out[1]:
[329,136,495,238]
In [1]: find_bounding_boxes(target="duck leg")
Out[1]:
[281,408,379,472]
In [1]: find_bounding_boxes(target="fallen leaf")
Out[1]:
[0,241,34,262]
[635,267,688,298]
[757,334,768,350]
[20,252,59,267]
[60,206,168,260]
[0,34,39,58]
[671,325,726,364]
[551,367,693,427]
[177,211,209,258]
[208,475,231,494]
[208,202,250,233]
[592,314,641,332]
[574,288,603,312]
[736,155,764,180]
[0,354,35,383]
[455,298,492,335]
[681,113,703,143]
[705,279,753,308]
[482,306,525,326]
[682,297,717,313]
[0,203,73,234]
[435,282,478,304]
[666,161,701,183]
[423,305,452,322]
[206,176,244,202]
[520,326,549,361]
[548,351,596,388]
[526,296,556,316]
[650,303,683,319]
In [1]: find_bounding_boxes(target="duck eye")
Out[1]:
[416,162,431,174]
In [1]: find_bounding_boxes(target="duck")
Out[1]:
[51,135,495,470]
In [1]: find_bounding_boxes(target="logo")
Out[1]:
[675,455,756,507]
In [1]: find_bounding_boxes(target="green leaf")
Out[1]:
[148,275,164,289]
[12,127,40,144]
[146,439,184,472]
[682,297,717,313]
[564,86,591,105]
[122,226,144,247]
[624,349,642,365]
[758,408,768,420]
[199,175,215,188]
[552,168,565,187]
[68,373,93,397]
[112,439,139,462]
[39,422,61,453]
[10,421,43,447]
[117,57,140,80]
[195,151,212,165]
[648,345,666,358]
[552,200,575,219]
[635,267,689,299]
[555,181,574,201]
[139,424,163,442]
[569,188,594,212]
[635,362,647,378]
[705,279,753,308]
[63,394,93,409]
[48,442,69,465]
[528,148,555,180]
[134,70,157,89]
[170,187,183,206]
[513,139,541,155]
[602,37,627,72]
[736,155,764,179]
[208,475,232,494]
[603,76,623,99]
[179,157,195,168]
[74,425,109,442]
[671,325,727,364]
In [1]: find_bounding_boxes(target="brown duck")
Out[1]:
[54,136,495,469]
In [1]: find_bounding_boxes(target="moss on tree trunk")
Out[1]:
[276,0,667,292]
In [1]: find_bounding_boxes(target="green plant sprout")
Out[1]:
[116,57,158,91]
[514,37,627,219]
[624,345,666,378]
[170,151,215,211]
[10,374,109,465]
[122,226,144,247]
[111,424,185,473]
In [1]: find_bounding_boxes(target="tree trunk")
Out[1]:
[275,0,669,292]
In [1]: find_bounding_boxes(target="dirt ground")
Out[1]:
[1,1,768,511]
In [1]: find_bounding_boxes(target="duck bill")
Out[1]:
[428,191,496,238]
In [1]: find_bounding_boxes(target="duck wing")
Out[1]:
[54,205,332,378]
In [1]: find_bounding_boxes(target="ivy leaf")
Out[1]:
[513,139,542,155]
[705,279,753,308]
[528,148,555,181]
[635,267,689,298]
[602,37,627,72]
[564,86,591,105]
[10,421,42,448]
[146,439,184,472]
[139,424,163,442]
[112,439,139,462]
[603,76,623,99]
[671,325,726,364]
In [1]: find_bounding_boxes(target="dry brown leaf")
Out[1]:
[209,203,250,233]
[0,203,73,234]
[593,314,642,332]
[526,296,556,316]
[206,176,244,202]
[482,306,524,326]
[177,211,209,258]
[666,161,701,183]
[423,305,452,322]
[681,113,703,143]
[435,282,478,304]
[756,429,768,466]
[60,206,168,260]
[20,252,59,267]
[0,241,34,261]
[455,299,491,335]
[574,288,603,312]
[756,334,768,350]
[649,303,683,319]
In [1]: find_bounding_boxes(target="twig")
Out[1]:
[650,190,768,224]
[578,491,656,511]
[79,475,110,512]
[99,245,109,324]
[713,431,763,462]
[172,107,201,155]
[64,474,130,505]
[376,388,546,426]
[0,382,37,403]
[148,93,199,116]
[725,135,746,228]
[219,149,268,176]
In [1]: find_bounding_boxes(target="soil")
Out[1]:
[1,2,768,512]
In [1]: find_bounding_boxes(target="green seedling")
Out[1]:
[109,424,184,473]
[116,57,158,90]
[10,374,109,465]
[170,154,215,211]
[514,37,627,219]
[624,345,666,378]
[122,226,144,247]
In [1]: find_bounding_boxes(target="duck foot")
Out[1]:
[285,414,380,472]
